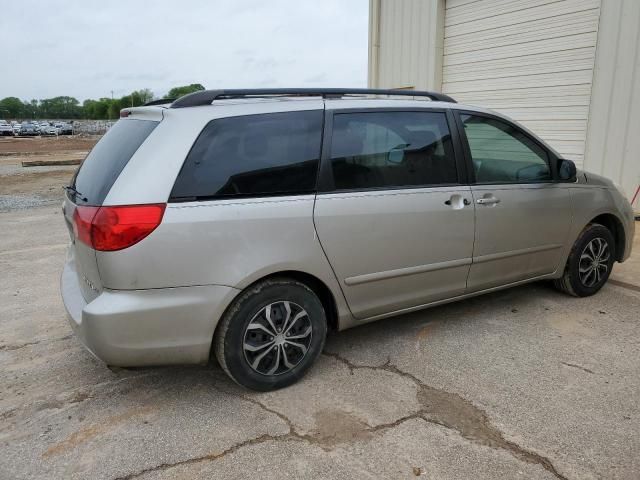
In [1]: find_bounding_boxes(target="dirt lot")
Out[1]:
[1,148,639,479]
[0,136,99,155]
[0,136,98,212]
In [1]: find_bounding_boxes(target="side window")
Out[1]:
[460,114,551,183]
[170,110,322,200]
[329,111,457,190]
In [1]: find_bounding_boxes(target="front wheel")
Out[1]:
[554,223,615,297]
[214,278,327,391]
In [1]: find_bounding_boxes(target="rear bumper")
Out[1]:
[61,254,239,367]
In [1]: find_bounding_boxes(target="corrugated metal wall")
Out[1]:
[369,0,445,91]
[442,0,601,167]
[368,0,639,204]
[584,0,640,205]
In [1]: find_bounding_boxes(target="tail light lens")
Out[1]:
[72,205,99,246]
[73,204,166,251]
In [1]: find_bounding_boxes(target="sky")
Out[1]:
[0,0,369,102]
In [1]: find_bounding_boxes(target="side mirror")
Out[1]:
[387,144,408,164]
[558,158,577,182]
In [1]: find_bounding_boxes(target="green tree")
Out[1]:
[167,83,205,99]
[119,88,154,109]
[83,99,97,119]
[2,86,196,120]
[27,100,39,119]
[107,100,121,120]
[93,98,111,119]
[135,88,154,104]
[0,97,25,118]
[40,96,82,119]
[120,94,133,108]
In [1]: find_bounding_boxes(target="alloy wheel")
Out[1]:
[242,301,313,376]
[579,237,610,287]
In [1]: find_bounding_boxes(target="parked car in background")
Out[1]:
[40,124,59,136]
[55,122,73,135]
[11,122,21,135]
[0,120,13,136]
[60,88,635,391]
[19,122,39,136]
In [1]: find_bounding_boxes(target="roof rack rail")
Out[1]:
[170,88,456,108]
[143,98,176,106]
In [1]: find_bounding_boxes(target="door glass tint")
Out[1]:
[329,111,457,190]
[460,114,551,183]
[170,110,322,200]
[72,119,158,205]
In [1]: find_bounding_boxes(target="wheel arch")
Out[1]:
[217,270,341,335]
[588,213,626,262]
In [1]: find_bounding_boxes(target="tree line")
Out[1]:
[0,84,205,120]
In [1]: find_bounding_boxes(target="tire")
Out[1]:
[553,223,615,297]
[214,278,327,391]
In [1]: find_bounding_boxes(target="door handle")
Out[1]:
[444,195,470,209]
[476,197,501,205]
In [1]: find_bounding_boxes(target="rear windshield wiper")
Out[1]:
[63,185,88,203]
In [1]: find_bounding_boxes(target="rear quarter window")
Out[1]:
[170,110,323,201]
[71,119,158,205]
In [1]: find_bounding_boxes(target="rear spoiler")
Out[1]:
[119,106,165,122]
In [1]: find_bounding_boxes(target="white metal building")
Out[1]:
[368,0,640,206]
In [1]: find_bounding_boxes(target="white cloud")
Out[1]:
[0,0,368,101]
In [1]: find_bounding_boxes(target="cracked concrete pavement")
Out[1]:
[1,191,639,479]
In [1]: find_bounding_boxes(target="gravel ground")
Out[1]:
[0,167,75,212]
[0,137,89,212]
[1,162,639,479]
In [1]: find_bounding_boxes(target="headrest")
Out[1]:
[408,130,437,150]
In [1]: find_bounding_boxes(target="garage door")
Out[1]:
[442,0,601,167]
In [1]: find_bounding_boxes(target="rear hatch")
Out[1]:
[63,117,160,302]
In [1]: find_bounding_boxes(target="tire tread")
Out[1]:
[553,223,613,297]
[214,277,320,388]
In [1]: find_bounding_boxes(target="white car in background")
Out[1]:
[0,120,14,136]
[41,123,59,136]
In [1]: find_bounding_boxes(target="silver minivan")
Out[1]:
[61,89,635,390]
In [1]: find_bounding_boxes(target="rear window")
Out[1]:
[71,119,158,205]
[170,110,322,201]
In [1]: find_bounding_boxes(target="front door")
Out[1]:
[457,112,572,291]
[314,109,475,319]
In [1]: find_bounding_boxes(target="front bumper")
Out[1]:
[61,252,239,367]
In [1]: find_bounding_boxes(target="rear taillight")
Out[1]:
[73,204,166,251]
[72,206,99,246]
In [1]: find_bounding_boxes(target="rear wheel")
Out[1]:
[554,224,615,297]
[214,278,327,391]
